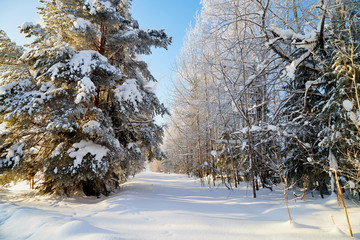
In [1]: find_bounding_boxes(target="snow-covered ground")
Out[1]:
[0,172,359,240]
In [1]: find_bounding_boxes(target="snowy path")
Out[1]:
[0,172,359,240]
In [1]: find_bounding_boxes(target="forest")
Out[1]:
[0,0,360,239]
[162,0,360,200]
[0,0,359,202]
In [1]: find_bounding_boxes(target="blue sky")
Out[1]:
[0,0,201,122]
[131,0,201,121]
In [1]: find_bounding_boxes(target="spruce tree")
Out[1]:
[315,0,360,197]
[0,0,171,196]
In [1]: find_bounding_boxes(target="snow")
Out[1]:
[1,172,359,240]
[267,124,278,131]
[75,77,96,104]
[70,51,100,75]
[84,0,116,15]
[127,142,136,149]
[250,125,262,132]
[305,80,317,92]
[304,143,311,148]
[0,80,25,96]
[115,79,143,112]
[329,150,338,171]
[265,37,281,47]
[83,120,100,129]
[211,150,217,157]
[47,63,63,81]
[5,143,25,166]
[343,100,353,112]
[0,122,10,135]
[348,181,356,189]
[72,17,92,31]
[19,22,34,31]
[269,26,318,79]
[269,26,317,44]
[240,126,249,134]
[51,143,65,158]
[214,139,241,144]
[82,120,102,136]
[286,50,311,79]
[79,76,95,93]
[241,141,247,150]
[67,140,109,168]
[46,50,121,104]
[122,30,136,39]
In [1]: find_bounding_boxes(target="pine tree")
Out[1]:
[315,0,360,197]
[0,0,171,196]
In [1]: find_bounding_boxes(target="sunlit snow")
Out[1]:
[343,100,354,112]
[67,140,109,168]
[1,172,359,240]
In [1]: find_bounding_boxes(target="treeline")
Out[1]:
[163,0,360,199]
